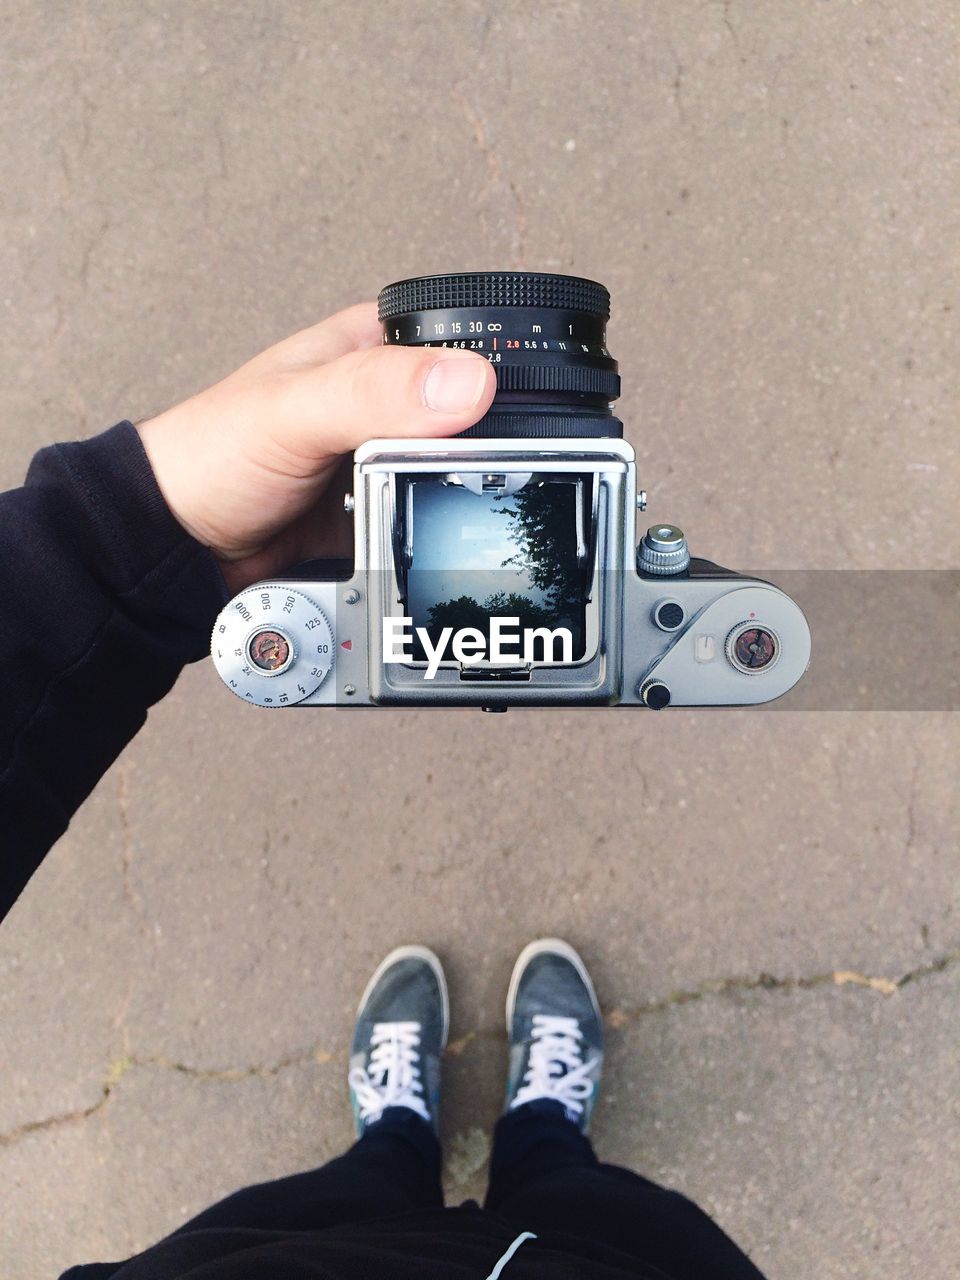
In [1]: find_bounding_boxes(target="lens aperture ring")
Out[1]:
[379,272,610,320]
[495,362,620,399]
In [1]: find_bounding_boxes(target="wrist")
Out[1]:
[136,403,211,548]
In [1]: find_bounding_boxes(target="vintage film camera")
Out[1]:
[211,272,810,711]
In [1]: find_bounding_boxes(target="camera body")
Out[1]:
[211,274,810,711]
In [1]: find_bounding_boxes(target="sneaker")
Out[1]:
[504,938,603,1132]
[348,945,448,1137]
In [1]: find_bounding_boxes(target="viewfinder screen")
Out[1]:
[399,472,592,664]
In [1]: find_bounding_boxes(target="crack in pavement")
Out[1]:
[3,943,957,1151]
[605,945,960,1026]
[118,761,152,942]
[450,90,528,268]
[0,1044,337,1150]
[718,0,744,62]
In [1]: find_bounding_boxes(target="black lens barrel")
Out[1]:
[378,271,621,439]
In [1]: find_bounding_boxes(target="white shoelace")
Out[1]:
[348,1021,430,1123]
[510,1014,598,1117]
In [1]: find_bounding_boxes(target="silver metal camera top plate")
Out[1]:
[210,435,812,708]
[624,584,810,706]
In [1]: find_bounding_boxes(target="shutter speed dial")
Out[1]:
[211,585,335,707]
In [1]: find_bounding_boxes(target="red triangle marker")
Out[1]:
[341,639,353,650]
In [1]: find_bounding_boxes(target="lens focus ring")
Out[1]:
[378,272,610,320]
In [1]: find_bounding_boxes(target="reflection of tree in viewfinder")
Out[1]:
[497,483,579,609]
[422,589,584,661]
[427,593,556,639]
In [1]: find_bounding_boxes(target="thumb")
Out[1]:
[274,344,497,459]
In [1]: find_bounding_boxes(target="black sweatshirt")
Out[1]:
[1,423,685,1279]
[0,421,227,916]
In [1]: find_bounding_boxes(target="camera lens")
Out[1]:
[378,272,621,438]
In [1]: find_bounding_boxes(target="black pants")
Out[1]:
[112,1101,761,1280]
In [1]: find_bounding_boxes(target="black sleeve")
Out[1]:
[0,420,229,922]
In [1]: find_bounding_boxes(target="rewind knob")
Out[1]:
[637,525,690,576]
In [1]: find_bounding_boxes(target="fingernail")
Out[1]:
[423,355,490,413]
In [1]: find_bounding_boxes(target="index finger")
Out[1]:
[258,301,384,373]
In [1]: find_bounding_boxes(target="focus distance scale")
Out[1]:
[212,585,335,707]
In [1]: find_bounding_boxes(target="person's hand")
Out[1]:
[137,302,496,593]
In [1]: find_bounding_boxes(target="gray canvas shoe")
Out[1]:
[348,945,448,1137]
[504,938,603,1132]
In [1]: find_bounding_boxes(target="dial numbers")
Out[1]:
[212,586,334,707]
[386,307,608,357]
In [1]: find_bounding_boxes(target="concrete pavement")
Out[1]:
[1,3,957,1276]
